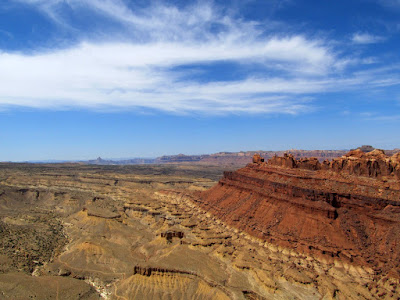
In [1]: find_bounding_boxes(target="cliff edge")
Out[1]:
[197,150,400,280]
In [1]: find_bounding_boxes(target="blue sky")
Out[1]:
[0,0,399,161]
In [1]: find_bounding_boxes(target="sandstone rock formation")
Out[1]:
[198,151,400,284]
[252,153,264,164]
[266,150,400,179]
[1,159,399,299]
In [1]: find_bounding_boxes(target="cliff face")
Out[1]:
[268,149,400,179]
[327,149,400,179]
[198,151,400,278]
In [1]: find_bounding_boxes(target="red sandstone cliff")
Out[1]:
[197,151,400,278]
[268,149,400,179]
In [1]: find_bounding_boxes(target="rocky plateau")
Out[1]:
[0,149,399,299]
[195,149,400,299]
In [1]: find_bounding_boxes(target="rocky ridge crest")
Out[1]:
[266,149,400,179]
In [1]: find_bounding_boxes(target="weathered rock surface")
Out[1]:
[268,149,400,179]
[252,153,264,164]
[198,151,400,283]
[1,161,399,299]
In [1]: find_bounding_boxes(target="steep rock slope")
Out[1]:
[198,151,400,280]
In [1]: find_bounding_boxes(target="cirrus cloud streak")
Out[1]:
[1,0,398,114]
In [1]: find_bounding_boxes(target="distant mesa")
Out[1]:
[87,156,155,165]
[263,148,400,179]
[197,148,400,279]
[354,145,375,153]
[157,154,204,163]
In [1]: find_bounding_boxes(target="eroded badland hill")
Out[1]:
[0,150,399,299]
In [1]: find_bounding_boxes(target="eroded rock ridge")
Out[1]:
[267,149,400,179]
[198,150,400,282]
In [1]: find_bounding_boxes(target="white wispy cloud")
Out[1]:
[362,113,400,121]
[0,29,13,39]
[351,32,385,44]
[1,0,397,114]
[377,0,400,9]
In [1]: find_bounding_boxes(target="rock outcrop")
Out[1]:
[268,150,400,179]
[160,230,184,241]
[252,153,264,164]
[326,149,400,179]
[197,151,400,279]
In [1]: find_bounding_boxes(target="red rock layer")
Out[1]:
[197,151,400,278]
[268,149,400,179]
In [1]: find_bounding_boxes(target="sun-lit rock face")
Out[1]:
[324,149,400,178]
[252,153,264,164]
[198,151,400,281]
[265,149,400,179]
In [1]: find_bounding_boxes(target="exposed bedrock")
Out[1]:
[133,266,194,277]
[268,149,400,179]
[161,230,184,241]
[197,151,400,279]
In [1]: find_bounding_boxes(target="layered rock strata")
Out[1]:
[198,151,400,280]
[1,161,399,299]
[268,149,400,179]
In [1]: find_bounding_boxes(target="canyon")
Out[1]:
[0,149,399,299]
